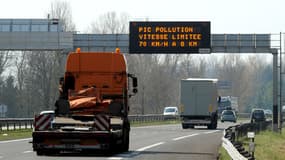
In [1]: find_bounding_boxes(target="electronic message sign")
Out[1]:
[129,21,211,54]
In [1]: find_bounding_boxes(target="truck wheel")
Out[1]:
[208,122,217,129]
[207,123,214,129]
[36,150,44,156]
[213,122,217,129]
[121,127,130,152]
[189,125,194,129]
[182,123,188,129]
[37,149,57,156]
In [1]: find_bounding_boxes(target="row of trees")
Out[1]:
[0,1,273,117]
[127,54,273,114]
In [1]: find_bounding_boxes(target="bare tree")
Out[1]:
[0,51,12,114]
[2,75,17,117]
[14,1,76,116]
[89,12,129,34]
[48,1,77,107]
[49,0,76,32]
[15,52,27,93]
[210,54,259,112]
[0,51,11,76]
[179,55,206,78]
[14,52,29,116]
[245,55,272,110]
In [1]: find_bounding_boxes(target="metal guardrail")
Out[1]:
[237,113,250,119]
[0,118,34,131]
[128,114,180,123]
[0,112,258,131]
[0,114,180,131]
[222,120,272,160]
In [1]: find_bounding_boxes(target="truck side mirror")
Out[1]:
[64,74,75,90]
[133,77,138,88]
[128,74,138,96]
[59,77,64,85]
[59,77,64,93]
[218,96,221,103]
[132,77,138,94]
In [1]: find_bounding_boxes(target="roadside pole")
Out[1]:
[273,49,279,132]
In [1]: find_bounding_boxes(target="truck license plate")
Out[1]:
[65,144,75,149]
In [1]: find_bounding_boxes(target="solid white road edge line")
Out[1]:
[0,138,32,144]
[172,133,199,141]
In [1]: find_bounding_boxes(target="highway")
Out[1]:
[0,122,235,160]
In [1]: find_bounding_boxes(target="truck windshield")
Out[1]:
[165,108,176,112]
[223,111,234,115]
[253,110,265,118]
[219,101,231,108]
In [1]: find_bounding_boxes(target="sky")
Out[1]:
[0,0,284,34]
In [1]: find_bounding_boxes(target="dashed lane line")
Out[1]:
[136,142,165,152]
[108,157,123,160]
[108,130,220,159]
[22,151,33,154]
[172,133,199,141]
[108,142,165,160]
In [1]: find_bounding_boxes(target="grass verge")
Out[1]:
[243,130,285,160]
[131,120,180,127]
[0,129,32,141]
[0,120,181,141]
[218,147,231,160]
[219,129,285,160]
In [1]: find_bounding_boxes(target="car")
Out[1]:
[163,106,178,120]
[250,108,266,123]
[220,110,237,123]
[264,109,272,118]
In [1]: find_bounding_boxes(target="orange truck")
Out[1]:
[32,48,137,155]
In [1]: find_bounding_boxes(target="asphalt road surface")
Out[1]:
[0,122,236,160]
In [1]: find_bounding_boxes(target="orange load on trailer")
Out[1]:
[61,48,130,114]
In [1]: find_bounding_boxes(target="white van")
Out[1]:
[163,106,178,119]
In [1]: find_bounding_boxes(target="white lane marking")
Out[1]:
[22,151,33,154]
[108,142,165,159]
[108,158,122,160]
[133,124,177,129]
[0,138,32,144]
[108,153,127,160]
[203,130,220,134]
[136,142,165,152]
[172,133,199,141]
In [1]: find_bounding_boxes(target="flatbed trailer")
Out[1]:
[33,116,127,154]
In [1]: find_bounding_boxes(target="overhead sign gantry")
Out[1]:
[0,19,73,50]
